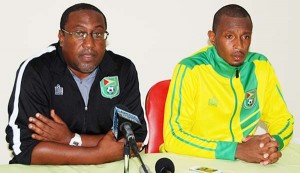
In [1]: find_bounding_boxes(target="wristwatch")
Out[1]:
[69,133,82,146]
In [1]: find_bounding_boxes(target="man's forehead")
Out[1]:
[66,10,106,28]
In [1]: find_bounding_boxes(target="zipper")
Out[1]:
[229,75,238,142]
[235,68,239,78]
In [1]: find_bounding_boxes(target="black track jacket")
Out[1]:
[6,43,147,164]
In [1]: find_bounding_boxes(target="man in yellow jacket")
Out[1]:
[161,4,294,165]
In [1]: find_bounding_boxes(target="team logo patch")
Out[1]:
[100,76,120,99]
[243,89,257,109]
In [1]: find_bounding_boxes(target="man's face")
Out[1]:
[208,15,252,67]
[59,10,107,78]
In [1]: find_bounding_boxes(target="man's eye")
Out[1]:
[244,35,251,39]
[92,33,102,38]
[225,35,233,39]
[74,31,86,37]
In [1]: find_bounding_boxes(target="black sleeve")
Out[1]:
[119,60,147,142]
[5,61,50,164]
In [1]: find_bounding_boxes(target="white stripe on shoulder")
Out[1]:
[9,45,56,155]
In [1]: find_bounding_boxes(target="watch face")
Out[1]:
[69,133,82,146]
[72,141,80,146]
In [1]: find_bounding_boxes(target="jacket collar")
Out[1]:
[210,46,247,78]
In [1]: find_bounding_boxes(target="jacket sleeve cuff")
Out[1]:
[215,141,238,160]
[272,135,284,150]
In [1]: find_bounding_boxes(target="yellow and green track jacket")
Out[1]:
[161,46,294,160]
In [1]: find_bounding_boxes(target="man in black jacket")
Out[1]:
[6,3,147,164]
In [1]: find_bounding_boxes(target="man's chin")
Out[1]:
[230,62,244,67]
[78,65,97,74]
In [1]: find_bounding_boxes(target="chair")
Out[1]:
[145,79,171,153]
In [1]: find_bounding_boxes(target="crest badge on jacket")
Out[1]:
[100,76,120,99]
[243,89,257,109]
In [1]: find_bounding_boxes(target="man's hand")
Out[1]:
[96,130,125,162]
[260,138,282,165]
[28,109,74,144]
[236,133,281,165]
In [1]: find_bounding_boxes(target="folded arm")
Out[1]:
[31,130,124,164]
[28,110,104,147]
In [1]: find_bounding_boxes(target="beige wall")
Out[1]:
[0,0,299,164]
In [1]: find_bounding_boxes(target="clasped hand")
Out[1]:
[236,133,282,165]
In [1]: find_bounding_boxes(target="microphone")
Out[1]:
[111,104,141,153]
[111,105,141,140]
[155,158,175,173]
[120,122,138,149]
[111,105,149,173]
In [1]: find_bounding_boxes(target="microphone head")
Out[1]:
[111,104,141,140]
[110,104,129,120]
[155,157,175,173]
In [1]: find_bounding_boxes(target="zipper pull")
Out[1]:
[235,68,239,78]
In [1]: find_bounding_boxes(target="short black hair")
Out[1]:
[60,3,107,30]
[212,4,252,32]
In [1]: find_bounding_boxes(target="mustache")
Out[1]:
[79,49,97,56]
[233,49,245,56]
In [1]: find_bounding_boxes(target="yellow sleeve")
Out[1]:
[258,61,294,150]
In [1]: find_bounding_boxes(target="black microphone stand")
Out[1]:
[129,141,149,173]
[124,140,130,173]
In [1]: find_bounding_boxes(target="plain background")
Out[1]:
[0,0,299,164]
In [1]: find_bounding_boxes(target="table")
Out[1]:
[0,143,299,173]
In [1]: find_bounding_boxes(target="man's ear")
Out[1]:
[208,30,215,45]
[58,30,64,47]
